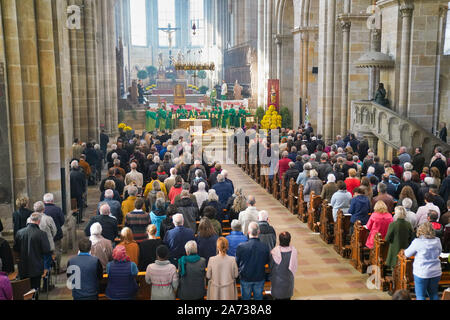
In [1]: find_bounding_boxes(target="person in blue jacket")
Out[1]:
[348,187,371,234]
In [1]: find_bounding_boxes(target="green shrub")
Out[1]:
[280,107,292,128]
[199,86,209,94]
[256,106,265,124]
[137,70,148,80]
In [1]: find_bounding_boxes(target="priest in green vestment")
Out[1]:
[166,109,173,131]
[146,108,157,133]
[238,107,247,128]
[222,107,229,129]
[228,107,236,129]
[159,108,167,131]
[211,107,217,127]
[200,108,209,119]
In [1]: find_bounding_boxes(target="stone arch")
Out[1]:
[400,124,411,148]
[388,118,400,142]
[422,137,433,158]
[378,112,388,135]
[411,130,422,150]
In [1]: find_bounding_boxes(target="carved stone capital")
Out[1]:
[399,3,414,18]
[439,5,449,18]
[340,21,352,32]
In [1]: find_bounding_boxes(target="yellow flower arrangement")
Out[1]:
[260,105,282,130]
[118,123,127,129]
[124,126,132,132]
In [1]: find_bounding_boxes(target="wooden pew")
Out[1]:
[393,250,450,294]
[272,173,279,200]
[280,174,288,207]
[297,185,308,223]
[259,165,267,190]
[333,210,352,258]
[319,200,334,244]
[288,179,298,215]
[349,220,370,273]
[368,233,391,291]
[306,192,322,232]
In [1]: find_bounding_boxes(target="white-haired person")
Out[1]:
[404,222,442,300]
[258,210,277,251]
[125,161,144,189]
[397,198,417,228]
[89,222,113,271]
[321,174,338,202]
[98,188,123,224]
[70,159,87,224]
[212,174,234,211]
[304,169,323,202]
[385,206,415,269]
[225,220,248,257]
[188,160,206,183]
[85,203,118,243]
[221,170,235,194]
[163,214,195,267]
[270,231,298,300]
[177,240,206,300]
[43,193,65,273]
[194,182,209,210]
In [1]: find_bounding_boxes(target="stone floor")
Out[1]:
[45,162,391,300]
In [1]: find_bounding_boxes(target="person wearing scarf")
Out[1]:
[270,232,298,300]
[105,245,138,300]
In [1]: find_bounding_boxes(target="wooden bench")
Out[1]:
[297,185,308,223]
[287,179,298,215]
[306,192,322,233]
[272,173,279,200]
[349,220,370,273]
[393,250,450,294]
[368,233,391,291]
[319,200,334,244]
[280,173,288,207]
[333,210,352,258]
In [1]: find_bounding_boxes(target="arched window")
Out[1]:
[130,0,147,46]
[190,0,205,47]
[445,2,450,55]
[158,0,177,47]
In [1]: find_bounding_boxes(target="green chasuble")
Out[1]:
[238,109,247,128]
[222,109,229,128]
[146,110,157,132]
[217,107,223,128]
[159,109,167,130]
[166,111,173,130]
[200,111,209,119]
[228,108,236,128]
[211,109,217,127]
[155,110,160,129]
[188,110,198,119]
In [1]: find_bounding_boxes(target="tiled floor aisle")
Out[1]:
[223,164,391,300]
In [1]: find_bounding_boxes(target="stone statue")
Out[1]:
[373,83,388,107]
[176,50,184,64]
[158,52,164,71]
[234,80,243,100]
[221,80,228,100]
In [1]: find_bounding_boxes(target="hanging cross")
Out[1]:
[158,23,180,49]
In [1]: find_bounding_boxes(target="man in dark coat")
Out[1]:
[70,160,87,224]
[0,236,14,274]
[100,130,109,158]
[284,162,300,186]
[84,204,118,243]
[212,174,234,208]
[43,193,65,273]
[14,213,51,298]
[163,214,195,267]
[412,147,425,174]
[176,191,199,233]
[439,168,450,202]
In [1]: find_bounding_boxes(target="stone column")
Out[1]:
[108,2,118,135]
[0,0,28,198]
[84,0,99,141]
[257,0,265,107]
[324,0,336,141]
[340,20,351,136]
[302,32,309,107]
[265,0,273,79]
[16,0,46,201]
[369,29,381,100]
[36,0,63,200]
[102,0,112,134]
[69,0,81,139]
[398,2,414,117]
[275,35,282,80]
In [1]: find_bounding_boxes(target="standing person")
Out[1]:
[345,169,361,196]
[238,195,259,237]
[12,195,33,237]
[439,122,447,143]
[348,187,371,231]
[236,222,271,301]
[66,238,104,300]
[330,181,353,222]
[404,222,442,300]
[85,204,118,243]
[89,223,113,271]
[177,241,206,300]
[258,211,277,252]
[365,201,394,249]
[270,232,298,300]
[412,147,426,175]
[0,259,13,300]
[385,207,415,270]
[163,214,195,267]
[117,227,140,266]
[397,147,411,168]
[145,245,179,300]
[43,193,65,273]
[206,237,239,300]
[125,198,151,244]
[105,245,139,300]
[195,218,218,265]
[100,130,109,158]
[226,220,248,257]
[138,225,163,271]
[70,160,87,224]
[14,213,51,299]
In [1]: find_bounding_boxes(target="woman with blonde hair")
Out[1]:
[385,206,415,269]
[228,189,247,221]
[12,195,32,236]
[206,237,239,300]
[118,227,140,265]
[398,185,418,212]
[345,168,360,195]
[404,222,442,300]
[365,201,394,249]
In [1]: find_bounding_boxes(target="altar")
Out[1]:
[178,119,212,132]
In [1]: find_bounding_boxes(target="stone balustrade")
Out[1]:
[351,100,450,160]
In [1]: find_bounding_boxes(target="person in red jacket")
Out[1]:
[345,168,361,195]
[277,151,291,182]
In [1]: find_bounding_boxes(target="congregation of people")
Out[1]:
[266,124,449,300]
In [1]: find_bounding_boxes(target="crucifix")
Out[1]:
[159,23,180,64]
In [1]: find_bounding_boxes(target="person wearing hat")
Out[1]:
[145,245,179,300]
